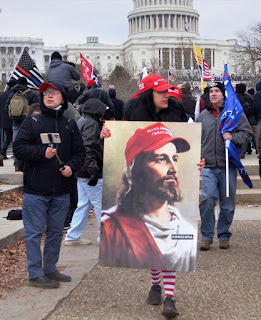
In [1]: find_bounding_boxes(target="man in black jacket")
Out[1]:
[13,81,85,289]
[0,79,17,166]
[64,98,106,246]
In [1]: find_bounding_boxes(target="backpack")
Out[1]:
[4,209,22,220]
[8,89,30,118]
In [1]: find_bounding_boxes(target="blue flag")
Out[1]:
[220,64,253,188]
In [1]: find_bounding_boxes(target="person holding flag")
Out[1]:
[197,79,252,251]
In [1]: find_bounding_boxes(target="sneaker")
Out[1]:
[162,297,179,318]
[146,285,162,305]
[63,224,71,232]
[64,239,92,246]
[200,240,213,251]
[45,271,72,282]
[219,239,230,249]
[29,276,60,289]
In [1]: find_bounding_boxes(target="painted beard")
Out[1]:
[148,175,182,203]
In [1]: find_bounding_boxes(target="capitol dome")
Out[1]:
[128,0,199,39]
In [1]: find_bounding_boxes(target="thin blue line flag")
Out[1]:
[220,64,253,188]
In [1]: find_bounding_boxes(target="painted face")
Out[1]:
[143,142,181,202]
[153,90,169,113]
[209,87,224,107]
[43,86,64,109]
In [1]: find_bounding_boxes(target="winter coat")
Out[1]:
[181,92,196,119]
[124,95,187,122]
[46,59,80,90]
[13,98,85,196]
[108,88,124,120]
[197,108,252,169]
[254,81,261,122]
[0,88,13,129]
[236,83,256,124]
[75,98,106,179]
[78,85,115,119]
[63,102,81,122]
[4,84,39,122]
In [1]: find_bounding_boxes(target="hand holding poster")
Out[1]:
[99,121,201,272]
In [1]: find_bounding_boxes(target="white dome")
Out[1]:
[128,0,199,39]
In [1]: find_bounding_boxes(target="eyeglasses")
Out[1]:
[43,90,60,96]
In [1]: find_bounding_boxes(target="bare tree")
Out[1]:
[232,22,261,86]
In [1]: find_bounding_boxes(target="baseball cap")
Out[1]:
[168,86,182,100]
[132,74,175,98]
[125,122,190,166]
[39,81,67,97]
[87,79,96,87]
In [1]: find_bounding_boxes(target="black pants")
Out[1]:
[0,128,13,156]
[64,175,78,227]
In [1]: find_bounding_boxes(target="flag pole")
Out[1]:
[224,60,229,197]
[4,46,26,91]
[225,140,230,197]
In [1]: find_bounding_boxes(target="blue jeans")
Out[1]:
[199,168,237,241]
[22,193,70,279]
[12,123,20,164]
[65,178,103,243]
[257,120,261,136]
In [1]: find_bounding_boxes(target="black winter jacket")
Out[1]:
[254,81,261,122]
[13,100,85,195]
[124,95,187,122]
[0,89,13,129]
[75,98,106,179]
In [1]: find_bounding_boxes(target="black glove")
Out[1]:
[88,174,98,186]
[259,159,261,178]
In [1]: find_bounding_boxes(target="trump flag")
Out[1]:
[220,64,253,188]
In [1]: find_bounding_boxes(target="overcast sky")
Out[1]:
[0,0,260,47]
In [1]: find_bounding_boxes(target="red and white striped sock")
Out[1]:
[162,270,177,299]
[150,269,161,286]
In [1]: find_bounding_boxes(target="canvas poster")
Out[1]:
[99,121,201,272]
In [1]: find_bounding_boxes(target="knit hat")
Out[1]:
[209,82,225,97]
[125,122,190,166]
[17,77,28,86]
[7,79,17,88]
[132,74,175,98]
[51,51,62,60]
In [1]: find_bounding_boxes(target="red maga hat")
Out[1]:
[87,79,96,87]
[132,74,175,98]
[168,86,182,100]
[125,122,190,166]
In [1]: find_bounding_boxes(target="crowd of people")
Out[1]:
[0,50,260,318]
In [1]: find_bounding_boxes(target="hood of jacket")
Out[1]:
[82,98,107,120]
[11,84,29,93]
[256,81,261,92]
[108,88,116,98]
[48,59,64,68]
[236,83,246,94]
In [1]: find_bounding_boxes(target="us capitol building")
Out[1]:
[0,0,237,82]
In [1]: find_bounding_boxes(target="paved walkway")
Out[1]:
[0,157,260,320]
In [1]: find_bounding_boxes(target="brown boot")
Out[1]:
[200,240,213,251]
[0,154,4,166]
[219,240,230,249]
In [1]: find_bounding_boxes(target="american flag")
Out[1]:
[202,59,214,82]
[184,21,190,31]
[168,72,175,83]
[12,49,44,89]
